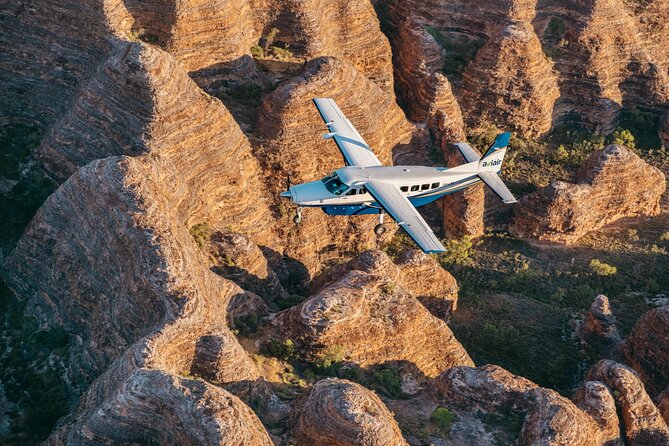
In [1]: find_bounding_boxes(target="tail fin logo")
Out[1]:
[481,159,502,168]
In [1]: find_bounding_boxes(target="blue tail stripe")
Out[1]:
[483,132,511,158]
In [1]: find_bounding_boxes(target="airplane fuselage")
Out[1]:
[283,163,482,216]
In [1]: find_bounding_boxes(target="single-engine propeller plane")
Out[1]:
[280,98,517,253]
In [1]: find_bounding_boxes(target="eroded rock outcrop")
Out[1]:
[49,369,272,445]
[573,380,622,445]
[534,0,669,133]
[459,20,559,137]
[208,231,288,304]
[0,0,133,127]
[289,378,407,446]
[36,41,274,242]
[433,364,605,446]
[624,306,669,397]
[312,249,459,320]
[124,0,261,81]
[273,0,394,93]
[586,360,669,445]
[577,294,621,345]
[3,154,274,441]
[510,145,666,244]
[277,270,472,380]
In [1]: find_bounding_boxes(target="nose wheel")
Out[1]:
[293,207,303,224]
[374,211,386,235]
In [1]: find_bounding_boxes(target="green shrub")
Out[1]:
[612,128,636,149]
[368,367,403,398]
[424,26,485,77]
[438,236,473,265]
[250,44,264,58]
[232,313,259,336]
[230,83,263,101]
[189,223,212,249]
[270,45,293,61]
[430,407,456,435]
[589,259,617,276]
[314,344,346,370]
[266,339,297,361]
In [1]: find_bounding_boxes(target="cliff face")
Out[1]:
[0,0,133,126]
[277,270,473,379]
[272,0,394,94]
[383,0,669,137]
[124,0,261,81]
[35,41,275,246]
[624,306,669,397]
[510,145,666,243]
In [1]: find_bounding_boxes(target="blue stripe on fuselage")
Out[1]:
[321,177,479,216]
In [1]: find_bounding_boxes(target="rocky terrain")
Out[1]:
[1,0,668,444]
[510,145,666,244]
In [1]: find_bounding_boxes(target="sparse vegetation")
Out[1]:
[231,313,260,336]
[589,259,618,276]
[438,236,473,266]
[189,222,212,249]
[424,26,485,78]
[265,339,298,361]
[430,407,456,436]
[612,128,636,149]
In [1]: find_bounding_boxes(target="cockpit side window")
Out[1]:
[321,172,350,195]
[346,188,357,196]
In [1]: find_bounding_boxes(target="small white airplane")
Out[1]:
[280,98,517,253]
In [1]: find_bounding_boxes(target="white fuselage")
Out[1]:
[286,162,482,207]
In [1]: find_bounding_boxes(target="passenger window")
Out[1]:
[431,182,440,189]
[346,188,357,196]
[400,186,409,192]
[410,185,419,192]
[360,187,367,194]
[421,184,430,190]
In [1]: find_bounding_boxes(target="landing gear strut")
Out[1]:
[374,211,386,235]
[293,207,303,224]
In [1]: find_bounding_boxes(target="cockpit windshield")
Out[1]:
[321,171,349,196]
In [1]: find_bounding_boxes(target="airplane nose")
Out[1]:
[280,190,292,199]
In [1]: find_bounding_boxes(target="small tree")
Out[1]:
[439,236,473,265]
[589,259,617,276]
[431,407,456,435]
[613,128,636,149]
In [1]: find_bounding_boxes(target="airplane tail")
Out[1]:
[477,132,517,204]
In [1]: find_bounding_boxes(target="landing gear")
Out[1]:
[293,207,303,224]
[374,211,386,235]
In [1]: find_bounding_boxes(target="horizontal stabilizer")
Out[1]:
[478,171,517,204]
[455,142,482,163]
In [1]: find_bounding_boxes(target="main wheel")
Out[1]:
[374,224,386,235]
[293,215,302,224]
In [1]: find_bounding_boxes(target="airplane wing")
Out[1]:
[365,180,446,253]
[312,98,383,167]
[478,171,517,204]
